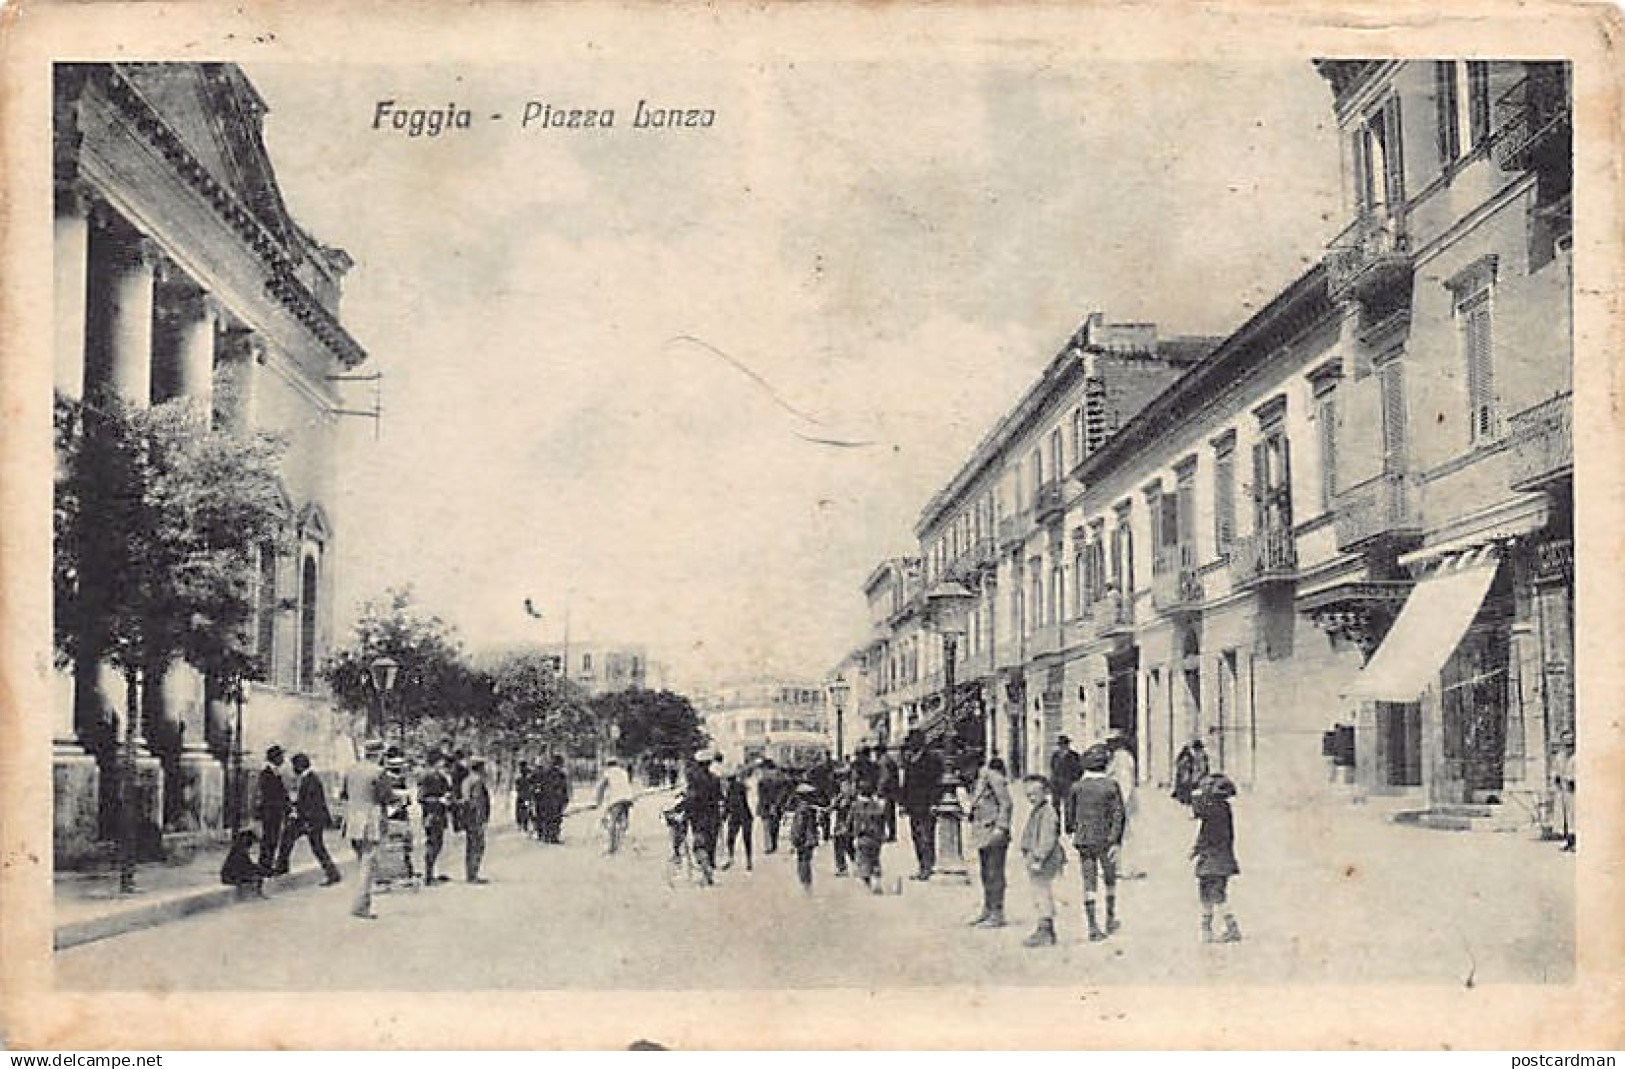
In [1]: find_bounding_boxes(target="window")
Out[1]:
[1029,563,1044,632]
[1113,503,1135,597]
[1073,539,1087,617]
[1435,61,1494,169]
[1252,430,1294,534]
[1215,441,1235,552]
[1070,407,1085,467]
[298,554,319,693]
[1352,95,1405,214]
[1049,428,1064,485]
[1175,466,1197,565]
[1459,289,1498,443]
[582,653,593,672]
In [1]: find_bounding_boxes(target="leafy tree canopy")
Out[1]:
[591,688,709,762]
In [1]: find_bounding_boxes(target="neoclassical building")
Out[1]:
[53,63,367,862]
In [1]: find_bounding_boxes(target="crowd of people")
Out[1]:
[223,739,498,920]
[635,728,1245,949]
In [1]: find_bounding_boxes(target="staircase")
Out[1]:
[1390,797,1542,834]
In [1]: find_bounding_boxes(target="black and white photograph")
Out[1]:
[1,1,1620,1053]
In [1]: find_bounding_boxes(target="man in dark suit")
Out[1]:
[276,752,342,884]
[901,731,944,881]
[257,745,290,874]
[418,751,454,882]
[461,757,492,883]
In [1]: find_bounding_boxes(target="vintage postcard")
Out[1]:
[1,0,1622,1052]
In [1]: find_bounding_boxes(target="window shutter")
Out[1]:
[1161,493,1180,550]
[1215,451,1235,553]
[1351,130,1368,212]
[1277,436,1294,531]
[1123,525,1135,594]
[1434,61,1459,165]
[1468,61,1492,146]
[1463,300,1495,440]
[1380,362,1408,470]
[1251,441,1268,531]
[1382,94,1406,210]
[1319,398,1338,507]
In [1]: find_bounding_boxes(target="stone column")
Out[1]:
[153,285,219,413]
[214,328,262,436]
[85,211,159,406]
[54,184,92,403]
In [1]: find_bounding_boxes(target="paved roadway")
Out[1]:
[55,789,1574,989]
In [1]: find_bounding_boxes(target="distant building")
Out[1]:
[52,63,367,862]
[697,681,828,770]
[525,641,665,696]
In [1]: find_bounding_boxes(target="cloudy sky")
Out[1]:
[245,56,1343,690]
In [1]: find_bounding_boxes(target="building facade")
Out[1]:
[53,63,367,862]
[525,641,664,697]
[852,59,1572,818]
[698,681,829,770]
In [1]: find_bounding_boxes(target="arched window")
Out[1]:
[298,554,319,692]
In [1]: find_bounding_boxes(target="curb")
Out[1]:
[54,785,673,950]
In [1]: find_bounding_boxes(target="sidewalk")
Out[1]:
[54,785,672,950]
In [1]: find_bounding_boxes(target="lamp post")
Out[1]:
[924,579,976,881]
[368,656,400,742]
[829,673,851,761]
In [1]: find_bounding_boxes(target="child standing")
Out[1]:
[1066,744,1126,941]
[1191,773,1242,943]
[850,781,887,894]
[788,783,821,892]
[830,776,857,877]
[1019,775,1067,948]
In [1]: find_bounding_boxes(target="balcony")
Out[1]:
[1034,479,1065,525]
[1508,392,1572,492]
[1335,472,1422,552]
[1324,209,1412,306]
[1493,66,1571,174]
[1090,593,1134,640]
[998,512,1030,550]
[1150,550,1203,615]
[1229,526,1298,590]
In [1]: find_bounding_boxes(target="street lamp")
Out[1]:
[368,656,400,741]
[924,579,976,881]
[829,674,851,761]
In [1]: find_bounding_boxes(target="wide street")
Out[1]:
[55,789,1573,990]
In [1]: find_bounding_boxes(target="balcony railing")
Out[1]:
[997,512,1029,550]
[1229,525,1298,589]
[1334,472,1421,552]
[1324,208,1412,304]
[1493,66,1571,173]
[1151,547,1203,614]
[1508,392,1572,491]
[1034,479,1065,524]
[1089,592,1134,639]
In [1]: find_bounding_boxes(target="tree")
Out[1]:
[321,587,475,745]
[591,689,709,764]
[53,389,292,885]
[487,651,597,758]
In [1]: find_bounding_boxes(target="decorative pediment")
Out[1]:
[297,501,331,543]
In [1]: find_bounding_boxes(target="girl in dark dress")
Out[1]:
[221,829,268,899]
[1191,773,1241,943]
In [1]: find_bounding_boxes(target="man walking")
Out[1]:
[341,739,389,920]
[418,751,454,883]
[901,731,943,881]
[966,756,1013,928]
[1049,735,1083,812]
[257,745,291,875]
[1067,745,1126,941]
[1107,732,1143,878]
[758,760,787,854]
[276,753,342,885]
[536,755,570,843]
[462,757,492,883]
[686,751,725,885]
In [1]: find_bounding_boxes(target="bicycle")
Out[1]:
[601,799,633,855]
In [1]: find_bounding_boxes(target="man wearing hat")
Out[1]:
[1065,744,1126,941]
[1049,736,1084,821]
[257,745,291,875]
[788,782,822,892]
[901,730,944,881]
[341,739,390,919]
